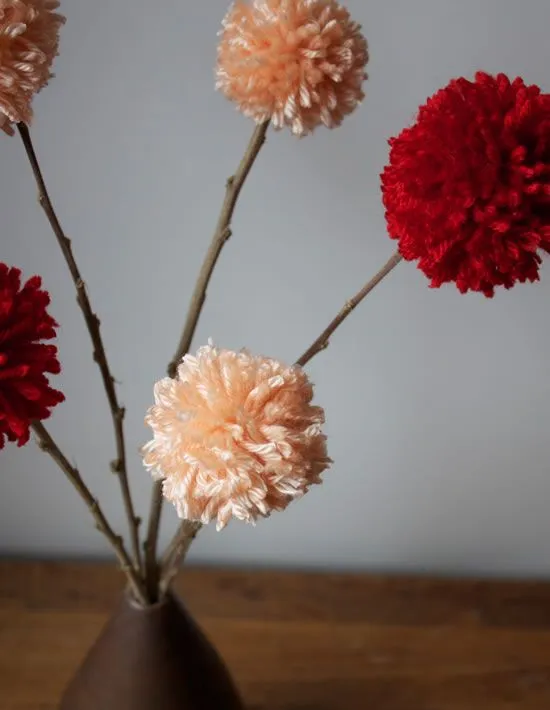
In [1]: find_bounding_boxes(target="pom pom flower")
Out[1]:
[0,263,64,448]
[216,0,369,136]
[382,72,550,297]
[143,343,331,530]
[0,0,65,135]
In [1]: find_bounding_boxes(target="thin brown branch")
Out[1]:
[158,521,202,599]
[144,484,164,602]
[31,421,147,605]
[296,251,403,367]
[145,120,270,589]
[166,120,270,379]
[17,123,143,574]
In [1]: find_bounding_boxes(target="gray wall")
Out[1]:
[1,0,550,576]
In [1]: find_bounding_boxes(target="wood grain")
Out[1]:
[1,561,550,709]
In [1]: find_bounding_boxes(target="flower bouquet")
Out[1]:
[1,0,549,708]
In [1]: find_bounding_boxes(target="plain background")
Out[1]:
[1,0,550,576]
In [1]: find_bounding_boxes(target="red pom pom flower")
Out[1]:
[0,263,64,448]
[382,72,550,296]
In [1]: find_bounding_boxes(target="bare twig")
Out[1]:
[17,123,143,574]
[158,521,202,598]
[31,421,147,605]
[144,484,164,602]
[145,120,270,591]
[296,251,403,367]
[166,121,270,378]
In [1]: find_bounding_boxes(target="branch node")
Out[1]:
[222,227,232,242]
[226,175,235,189]
[111,459,122,474]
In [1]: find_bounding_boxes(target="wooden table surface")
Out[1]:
[1,562,550,709]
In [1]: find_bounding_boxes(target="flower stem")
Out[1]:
[143,484,164,602]
[158,521,202,598]
[166,120,270,378]
[31,421,148,605]
[145,120,270,594]
[296,251,403,367]
[17,123,143,577]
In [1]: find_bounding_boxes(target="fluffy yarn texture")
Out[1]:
[143,343,331,530]
[0,263,64,448]
[382,72,550,296]
[0,0,65,135]
[216,0,368,136]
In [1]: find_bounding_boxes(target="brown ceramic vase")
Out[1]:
[59,591,244,710]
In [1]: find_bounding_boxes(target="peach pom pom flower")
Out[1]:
[0,0,65,135]
[216,0,369,136]
[143,342,331,530]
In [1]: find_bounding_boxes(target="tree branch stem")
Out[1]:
[145,120,270,591]
[296,251,403,367]
[158,521,202,598]
[31,421,147,605]
[17,123,143,575]
[166,121,270,378]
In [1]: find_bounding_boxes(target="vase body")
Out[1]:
[59,591,244,710]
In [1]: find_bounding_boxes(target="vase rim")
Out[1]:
[125,587,174,613]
